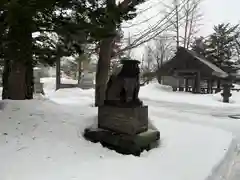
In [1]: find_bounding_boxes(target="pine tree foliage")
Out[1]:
[191,36,206,56]
[204,23,239,67]
[0,0,145,99]
[0,0,144,65]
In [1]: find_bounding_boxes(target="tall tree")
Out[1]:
[191,36,206,56]
[95,0,146,106]
[166,0,203,48]
[0,0,140,100]
[231,26,240,62]
[182,0,202,49]
[0,0,73,99]
[75,53,92,84]
[205,23,239,68]
[3,0,37,99]
[174,0,180,48]
[196,23,239,91]
[153,36,174,83]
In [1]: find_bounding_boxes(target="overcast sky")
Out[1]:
[201,0,239,35]
[120,0,240,58]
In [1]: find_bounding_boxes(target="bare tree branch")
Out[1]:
[116,0,200,54]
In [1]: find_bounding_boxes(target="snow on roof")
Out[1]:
[184,48,229,78]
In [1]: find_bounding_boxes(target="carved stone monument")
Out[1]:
[84,59,160,156]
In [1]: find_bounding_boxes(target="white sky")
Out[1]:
[120,0,240,59]
[201,0,239,35]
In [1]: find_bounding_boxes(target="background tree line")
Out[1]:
[0,0,145,105]
[1,0,239,104]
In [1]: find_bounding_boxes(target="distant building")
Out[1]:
[157,47,228,93]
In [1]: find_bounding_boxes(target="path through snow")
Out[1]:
[41,79,240,180]
[143,98,240,180]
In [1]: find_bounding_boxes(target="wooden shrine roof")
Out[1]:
[158,47,228,79]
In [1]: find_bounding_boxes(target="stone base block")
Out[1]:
[98,106,148,135]
[83,126,160,156]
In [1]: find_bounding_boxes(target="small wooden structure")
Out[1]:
[158,47,228,94]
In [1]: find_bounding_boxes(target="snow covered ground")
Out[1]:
[0,79,240,180]
[140,83,240,107]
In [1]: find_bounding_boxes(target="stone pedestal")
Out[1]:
[84,105,160,156]
[83,59,160,156]
[78,70,94,89]
[84,123,160,156]
[98,106,148,135]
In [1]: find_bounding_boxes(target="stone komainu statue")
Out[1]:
[105,59,142,107]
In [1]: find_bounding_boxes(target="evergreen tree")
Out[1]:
[205,23,239,68]
[0,0,67,99]
[201,23,239,91]
[191,36,206,56]
[0,0,143,100]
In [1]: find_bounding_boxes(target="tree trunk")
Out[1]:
[25,61,33,99]
[24,29,34,99]
[56,56,61,90]
[2,59,10,99]
[175,1,180,48]
[3,17,33,100]
[8,61,26,100]
[77,60,82,84]
[95,38,114,106]
[186,8,194,49]
[157,73,162,84]
[183,1,190,48]
[95,0,116,107]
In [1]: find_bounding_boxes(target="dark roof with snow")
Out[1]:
[158,47,228,79]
